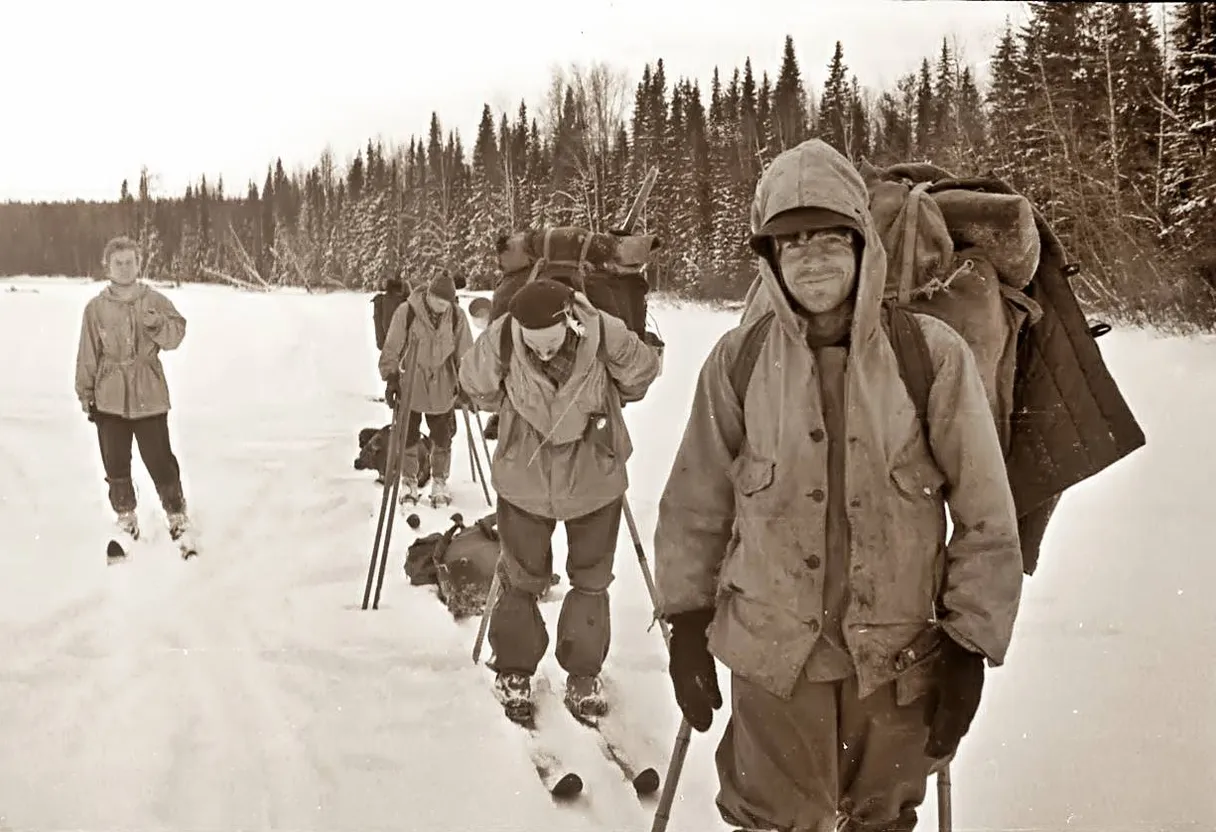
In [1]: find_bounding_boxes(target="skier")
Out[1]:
[75,235,195,550]
[459,279,661,721]
[378,271,474,506]
[652,139,1024,832]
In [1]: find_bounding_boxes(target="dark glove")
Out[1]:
[86,403,97,423]
[667,608,722,732]
[456,387,473,409]
[925,636,986,758]
[385,373,400,410]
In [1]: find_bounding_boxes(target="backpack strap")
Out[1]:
[595,311,610,365]
[881,301,934,425]
[729,311,776,404]
[429,516,467,569]
[729,305,935,429]
[499,312,515,365]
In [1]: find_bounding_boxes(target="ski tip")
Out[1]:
[633,767,661,796]
[551,772,583,799]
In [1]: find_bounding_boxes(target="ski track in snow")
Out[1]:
[0,276,1212,832]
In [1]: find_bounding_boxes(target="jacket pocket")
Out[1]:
[708,587,811,698]
[731,453,776,497]
[584,413,618,476]
[889,455,946,501]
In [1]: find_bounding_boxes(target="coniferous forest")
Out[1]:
[2,4,1214,330]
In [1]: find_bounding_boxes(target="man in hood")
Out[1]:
[652,139,1023,831]
[459,279,661,723]
[379,271,475,506]
[75,235,193,549]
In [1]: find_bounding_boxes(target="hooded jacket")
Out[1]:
[653,139,1024,701]
[75,282,186,419]
[459,293,661,520]
[378,287,475,414]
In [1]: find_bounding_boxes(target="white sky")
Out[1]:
[0,0,1028,203]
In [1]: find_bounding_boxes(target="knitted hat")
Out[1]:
[428,273,457,303]
[508,279,575,330]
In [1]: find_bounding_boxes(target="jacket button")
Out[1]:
[807,555,821,569]
[810,489,825,502]
[809,428,825,442]
[850,498,861,508]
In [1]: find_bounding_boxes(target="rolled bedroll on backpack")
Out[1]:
[489,226,662,337]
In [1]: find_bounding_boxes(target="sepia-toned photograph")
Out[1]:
[0,1,1209,830]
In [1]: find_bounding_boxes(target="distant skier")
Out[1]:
[378,271,474,507]
[75,235,195,550]
[652,140,1023,832]
[459,279,662,722]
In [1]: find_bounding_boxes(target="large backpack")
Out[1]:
[372,291,405,351]
[403,511,559,620]
[403,512,503,620]
[490,226,662,345]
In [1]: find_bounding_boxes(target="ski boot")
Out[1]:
[564,674,608,722]
[167,512,199,559]
[428,477,451,508]
[118,509,140,539]
[493,671,534,726]
[398,476,421,505]
[107,510,140,563]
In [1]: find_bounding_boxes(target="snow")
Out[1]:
[0,275,1210,832]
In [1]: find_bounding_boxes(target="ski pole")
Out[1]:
[361,370,408,609]
[937,763,952,832]
[460,406,491,506]
[472,568,502,664]
[472,408,494,470]
[464,407,478,484]
[373,346,421,609]
[615,496,694,832]
[362,341,419,610]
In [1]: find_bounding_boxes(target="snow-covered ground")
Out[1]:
[0,275,1209,832]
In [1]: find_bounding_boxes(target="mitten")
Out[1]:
[925,636,986,758]
[667,608,722,732]
[385,373,401,410]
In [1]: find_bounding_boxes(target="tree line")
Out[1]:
[2,3,1213,331]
